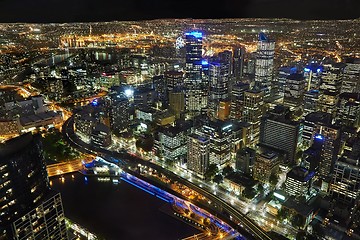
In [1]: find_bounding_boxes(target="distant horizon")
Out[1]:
[0,0,359,24]
[1,16,360,25]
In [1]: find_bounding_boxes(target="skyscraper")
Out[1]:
[242,89,264,145]
[255,32,275,99]
[233,47,245,83]
[187,132,210,177]
[260,105,303,165]
[184,31,207,117]
[208,61,230,119]
[283,73,306,109]
[0,133,68,239]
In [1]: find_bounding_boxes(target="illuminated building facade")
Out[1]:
[184,31,207,116]
[253,151,280,184]
[187,133,210,177]
[109,94,130,134]
[208,61,230,119]
[284,166,315,198]
[255,32,275,99]
[260,106,303,165]
[283,73,306,109]
[242,89,264,145]
[0,133,67,239]
[335,92,360,128]
[201,119,234,166]
[233,47,245,83]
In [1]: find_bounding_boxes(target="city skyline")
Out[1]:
[1,9,360,240]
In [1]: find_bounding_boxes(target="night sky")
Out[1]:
[0,0,359,23]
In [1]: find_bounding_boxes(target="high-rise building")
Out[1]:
[335,92,360,128]
[169,90,185,119]
[242,89,264,145]
[302,111,333,147]
[233,47,245,83]
[184,31,207,116]
[187,132,210,177]
[284,166,315,198]
[341,58,360,94]
[158,125,190,163]
[260,105,303,165]
[277,66,298,96]
[235,147,256,176]
[201,119,234,166]
[253,151,280,184]
[283,73,306,109]
[303,90,320,116]
[255,32,275,99]
[165,70,184,94]
[303,63,323,91]
[330,156,360,208]
[317,125,341,178]
[0,133,68,239]
[230,82,250,120]
[109,94,130,134]
[208,61,230,119]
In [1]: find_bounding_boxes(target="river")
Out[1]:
[51,172,201,240]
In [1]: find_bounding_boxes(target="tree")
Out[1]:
[257,184,264,193]
[277,207,289,221]
[222,165,234,177]
[269,172,279,187]
[291,213,305,229]
[204,164,218,181]
[243,186,256,199]
[213,174,223,184]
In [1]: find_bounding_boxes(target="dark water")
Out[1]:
[51,173,200,240]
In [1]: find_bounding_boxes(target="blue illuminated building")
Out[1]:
[185,31,203,39]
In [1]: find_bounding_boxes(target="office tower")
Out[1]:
[335,92,360,128]
[330,156,360,209]
[318,125,341,178]
[109,94,130,134]
[165,70,184,94]
[201,119,234,166]
[254,32,275,99]
[233,47,245,83]
[169,90,185,119]
[184,31,207,117]
[260,105,303,165]
[235,147,256,176]
[158,125,190,163]
[302,111,333,148]
[152,75,167,105]
[283,73,306,109]
[187,132,210,177]
[91,123,112,148]
[320,63,344,94]
[230,82,250,120]
[208,61,230,119]
[284,166,315,198]
[242,89,264,145]
[0,133,68,239]
[253,151,280,184]
[303,90,320,116]
[304,63,323,91]
[341,58,360,94]
[277,66,297,96]
[46,77,64,101]
[133,87,156,109]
